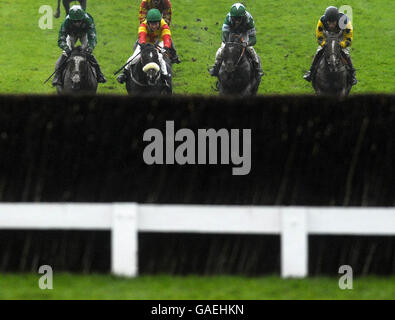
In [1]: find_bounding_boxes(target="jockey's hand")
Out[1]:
[139,43,146,50]
[85,47,93,55]
[163,47,171,57]
[64,48,72,56]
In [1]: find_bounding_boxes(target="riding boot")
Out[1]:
[344,55,357,85]
[170,42,181,64]
[304,50,323,82]
[117,69,128,84]
[87,54,107,83]
[253,59,264,79]
[209,59,222,77]
[52,54,68,87]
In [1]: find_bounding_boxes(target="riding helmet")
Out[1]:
[69,5,85,21]
[230,3,246,17]
[146,9,162,22]
[324,6,339,22]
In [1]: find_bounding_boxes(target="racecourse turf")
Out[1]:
[0,0,393,95]
[0,273,394,299]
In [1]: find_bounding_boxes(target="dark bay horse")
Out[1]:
[312,31,352,97]
[55,0,87,18]
[125,44,172,95]
[217,41,260,96]
[56,47,97,94]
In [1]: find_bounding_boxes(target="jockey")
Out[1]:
[52,5,106,86]
[209,3,263,78]
[139,0,172,25]
[303,6,357,85]
[138,0,180,64]
[117,9,172,85]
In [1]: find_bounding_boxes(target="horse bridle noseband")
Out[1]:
[130,48,161,87]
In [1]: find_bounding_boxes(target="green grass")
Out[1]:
[0,273,394,299]
[0,0,393,95]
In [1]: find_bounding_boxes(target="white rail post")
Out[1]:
[281,208,308,278]
[111,203,138,277]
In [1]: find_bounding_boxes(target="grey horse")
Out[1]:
[56,47,97,94]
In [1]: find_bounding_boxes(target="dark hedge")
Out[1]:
[0,94,394,275]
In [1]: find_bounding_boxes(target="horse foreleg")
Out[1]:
[63,0,70,15]
[54,0,61,18]
[80,0,87,10]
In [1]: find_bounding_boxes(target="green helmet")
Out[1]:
[69,5,85,21]
[146,9,162,23]
[230,3,246,17]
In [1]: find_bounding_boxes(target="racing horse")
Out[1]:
[217,38,261,96]
[125,43,172,95]
[55,0,87,18]
[56,47,97,94]
[312,31,352,97]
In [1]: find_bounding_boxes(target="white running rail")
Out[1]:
[0,203,394,278]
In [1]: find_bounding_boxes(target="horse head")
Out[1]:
[68,47,89,90]
[324,30,343,73]
[140,44,161,86]
[222,42,244,73]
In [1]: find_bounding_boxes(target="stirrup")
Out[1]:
[209,66,219,77]
[52,74,63,87]
[52,80,62,87]
[303,71,312,82]
[117,73,127,84]
[171,56,181,64]
[98,74,107,83]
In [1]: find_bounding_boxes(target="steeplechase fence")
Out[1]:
[0,203,394,278]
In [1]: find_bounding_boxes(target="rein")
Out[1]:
[130,65,148,87]
[226,42,246,68]
[236,47,246,66]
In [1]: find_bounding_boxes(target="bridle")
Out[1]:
[227,42,246,68]
[130,45,162,87]
[236,46,246,67]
